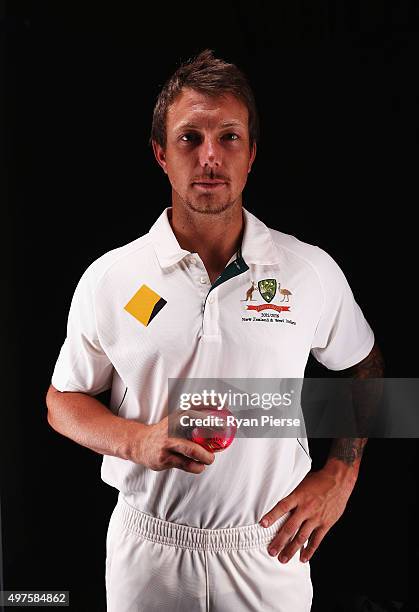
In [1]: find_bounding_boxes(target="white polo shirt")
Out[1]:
[51,206,375,528]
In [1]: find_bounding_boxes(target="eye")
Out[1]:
[180,133,199,142]
[223,133,239,140]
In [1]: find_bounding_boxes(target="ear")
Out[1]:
[248,142,257,173]
[152,140,168,174]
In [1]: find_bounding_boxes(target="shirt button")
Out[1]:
[208,295,215,304]
[200,276,208,284]
[189,256,197,264]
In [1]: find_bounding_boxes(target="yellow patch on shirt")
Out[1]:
[124,284,167,327]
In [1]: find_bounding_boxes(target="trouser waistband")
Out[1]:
[115,495,290,552]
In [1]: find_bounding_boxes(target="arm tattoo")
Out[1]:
[328,342,385,467]
[329,437,368,465]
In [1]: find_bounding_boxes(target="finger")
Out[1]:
[171,439,215,465]
[178,460,207,474]
[278,520,317,563]
[300,528,327,562]
[267,513,305,558]
[168,452,206,474]
[260,495,298,528]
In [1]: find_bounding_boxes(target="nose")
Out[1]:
[198,135,221,169]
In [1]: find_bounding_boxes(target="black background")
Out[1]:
[1,2,418,611]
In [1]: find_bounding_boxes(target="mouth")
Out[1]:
[192,181,227,190]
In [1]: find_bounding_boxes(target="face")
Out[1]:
[152,88,256,215]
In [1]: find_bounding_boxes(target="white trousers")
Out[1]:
[105,494,313,611]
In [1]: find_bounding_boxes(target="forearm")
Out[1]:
[46,389,146,461]
[323,342,385,483]
[323,437,367,485]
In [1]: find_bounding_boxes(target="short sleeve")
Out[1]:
[310,248,375,371]
[51,262,114,395]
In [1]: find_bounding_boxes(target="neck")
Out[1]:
[169,199,244,278]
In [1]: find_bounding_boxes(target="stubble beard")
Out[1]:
[181,190,238,216]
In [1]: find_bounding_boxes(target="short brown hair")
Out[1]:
[149,49,259,151]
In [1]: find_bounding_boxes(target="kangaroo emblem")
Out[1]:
[241,281,258,301]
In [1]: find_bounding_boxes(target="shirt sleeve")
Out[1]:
[310,247,375,371]
[51,261,114,395]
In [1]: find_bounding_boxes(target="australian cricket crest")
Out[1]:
[240,276,296,325]
[258,279,277,303]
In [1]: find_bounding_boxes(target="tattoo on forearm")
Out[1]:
[329,437,368,465]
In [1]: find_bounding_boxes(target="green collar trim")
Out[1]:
[208,245,249,294]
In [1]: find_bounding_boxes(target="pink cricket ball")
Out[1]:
[189,406,237,452]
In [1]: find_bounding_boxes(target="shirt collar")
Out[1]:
[149,206,280,269]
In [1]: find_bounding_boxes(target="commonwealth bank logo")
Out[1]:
[124,284,167,327]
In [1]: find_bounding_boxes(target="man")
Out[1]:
[46,49,384,611]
